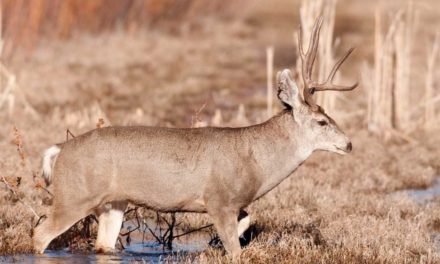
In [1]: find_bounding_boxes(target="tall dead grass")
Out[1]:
[365,2,439,135]
[425,33,440,130]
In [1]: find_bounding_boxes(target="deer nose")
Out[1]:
[346,142,352,152]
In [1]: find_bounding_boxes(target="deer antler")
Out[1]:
[298,16,358,111]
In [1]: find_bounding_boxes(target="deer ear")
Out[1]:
[276,69,302,109]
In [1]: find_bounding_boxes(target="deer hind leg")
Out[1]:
[95,201,128,253]
[208,207,241,258]
[33,205,91,254]
[237,210,250,238]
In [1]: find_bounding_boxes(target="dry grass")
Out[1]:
[1,0,440,263]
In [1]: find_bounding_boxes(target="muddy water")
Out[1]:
[2,236,208,263]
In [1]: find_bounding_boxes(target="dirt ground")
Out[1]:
[1,0,440,263]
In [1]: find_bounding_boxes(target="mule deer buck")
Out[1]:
[33,17,357,257]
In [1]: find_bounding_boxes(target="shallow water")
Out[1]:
[1,240,206,263]
[396,178,440,204]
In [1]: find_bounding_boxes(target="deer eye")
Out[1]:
[317,120,328,126]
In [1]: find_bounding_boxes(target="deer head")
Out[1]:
[276,16,357,155]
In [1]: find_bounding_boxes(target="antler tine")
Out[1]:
[314,47,358,92]
[297,16,357,111]
[325,47,354,83]
[298,16,323,111]
[305,16,323,81]
[314,82,359,92]
[298,16,323,84]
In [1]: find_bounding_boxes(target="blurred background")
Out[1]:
[1,0,440,262]
[1,0,439,132]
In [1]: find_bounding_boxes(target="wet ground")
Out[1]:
[1,240,206,263]
[1,221,211,264]
[2,178,440,264]
[394,178,440,204]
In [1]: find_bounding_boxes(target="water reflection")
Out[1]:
[4,240,206,264]
[394,178,440,204]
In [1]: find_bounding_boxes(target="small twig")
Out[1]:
[147,223,163,244]
[174,224,214,239]
[165,213,176,249]
[191,102,207,128]
[34,182,54,197]
[160,213,171,227]
[34,215,47,228]
[120,226,140,236]
[66,129,75,141]
[124,207,138,216]
[117,236,126,250]
[156,212,162,239]
[142,221,148,243]
[33,172,53,197]
[120,209,141,236]
[119,207,142,247]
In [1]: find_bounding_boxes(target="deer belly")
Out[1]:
[114,169,206,212]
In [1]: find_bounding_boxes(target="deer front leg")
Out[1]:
[208,207,241,258]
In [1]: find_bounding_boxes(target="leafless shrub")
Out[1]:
[1,127,40,220]
[119,208,213,251]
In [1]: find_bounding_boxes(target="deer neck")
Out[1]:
[247,110,313,199]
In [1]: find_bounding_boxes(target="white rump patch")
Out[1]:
[42,145,60,186]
